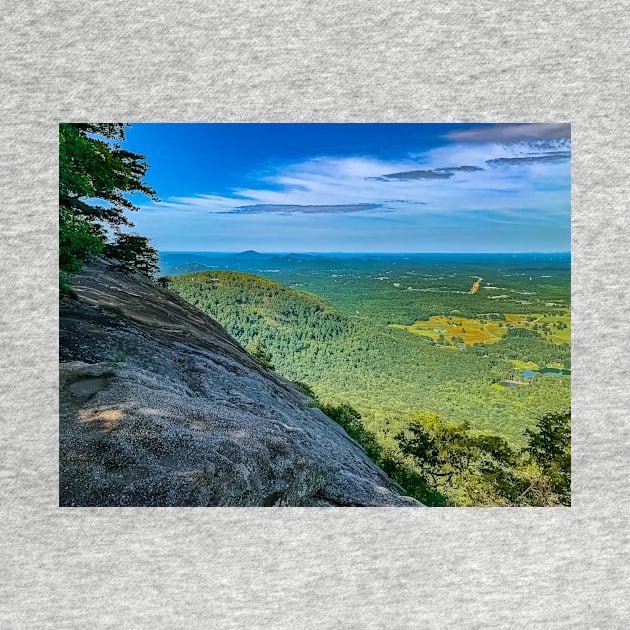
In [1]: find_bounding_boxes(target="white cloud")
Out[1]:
[134,136,570,252]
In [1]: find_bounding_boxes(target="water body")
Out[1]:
[522,368,571,378]
[500,367,571,387]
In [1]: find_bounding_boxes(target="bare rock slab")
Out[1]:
[59,260,422,507]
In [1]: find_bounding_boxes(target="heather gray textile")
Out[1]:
[1,1,629,628]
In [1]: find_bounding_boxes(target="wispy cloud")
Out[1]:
[372,165,484,181]
[438,166,485,173]
[445,123,571,144]
[128,123,571,252]
[221,203,384,215]
[370,170,453,181]
[486,152,571,167]
[136,126,570,251]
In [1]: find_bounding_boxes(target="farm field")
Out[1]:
[391,311,571,348]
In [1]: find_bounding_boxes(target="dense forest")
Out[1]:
[165,263,571,506]
[159,251,570,319]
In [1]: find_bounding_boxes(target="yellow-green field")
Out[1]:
[507,359,566,371]
[391,312,571,347]
[508,359,539,371]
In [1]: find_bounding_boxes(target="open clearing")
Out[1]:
[391,312,571,347]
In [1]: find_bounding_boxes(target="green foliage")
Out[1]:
[525,411,571,468]
[59,123,158,274]
[313,401,447,504]
[104,233,160,277]
[310,398,569,507]
[522,412,571,505]
[315,401,442,504]
[59,123,157,225]
[156,276,171,290]
[111,350,128,363]
[167,269,570,447]
[477,327,570,368]
[293,380,318,399]
[376,443,448,506]
[395,414,526,506]
[318,403,379,459]
[59,209,105,272]
[59,272,78,299]
[257,256,570,324]
[390,410,570,506]
[248,336,274,369]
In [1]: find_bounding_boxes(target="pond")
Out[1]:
[522,368,571,378]
[540,368,571,376]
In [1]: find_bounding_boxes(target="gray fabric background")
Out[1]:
[1,1,628,627]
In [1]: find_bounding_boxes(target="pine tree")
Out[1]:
[59,123,159,273]
[104,233,160,276]
[249,337,274,369]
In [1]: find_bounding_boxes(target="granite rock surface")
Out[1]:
[59,260,421,507]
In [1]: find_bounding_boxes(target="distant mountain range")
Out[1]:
[158,250,344,276]
[226,250,277,260]
[158,250,571,277]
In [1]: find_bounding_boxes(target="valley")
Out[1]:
[162,252,571,451]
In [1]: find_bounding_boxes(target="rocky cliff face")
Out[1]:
[59,260,420,507]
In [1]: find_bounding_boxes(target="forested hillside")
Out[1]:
[166,271,570,445]
[166,269,571,506]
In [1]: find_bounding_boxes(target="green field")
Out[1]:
[392,311,571,348]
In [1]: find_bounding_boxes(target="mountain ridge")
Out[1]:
[59,259,420,507]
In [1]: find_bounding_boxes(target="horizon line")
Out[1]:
[159,249,571,255]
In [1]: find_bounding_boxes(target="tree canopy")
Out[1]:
[103,233,159,276]
[59,123,159,274]
[166,270,570,448]
[393,410,570,506]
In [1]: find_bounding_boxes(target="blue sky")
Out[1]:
[122,123,571,253]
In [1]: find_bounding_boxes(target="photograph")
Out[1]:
[59,122,571,507]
